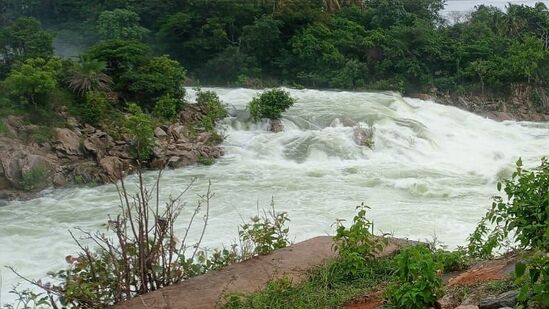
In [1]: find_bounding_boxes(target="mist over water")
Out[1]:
[1,88,548,304]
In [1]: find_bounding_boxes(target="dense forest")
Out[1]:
[1,0,548,99]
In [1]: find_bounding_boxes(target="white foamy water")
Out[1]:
[1,88,548,304]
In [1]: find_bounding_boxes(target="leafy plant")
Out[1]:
[195,89,227,132]
[384,245,443,309]
[153,95,180,120]
[20,166,50,192]
[2,285,50,309]
[66,56,112,96]
[333,203,386,277]
[248,88,295,122]
[239,199,291,257]
[124,103,154,161]
[514,251,549,309]
[432,248,470,273]
[468,158,549,258]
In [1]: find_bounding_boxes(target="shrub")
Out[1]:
[124,103,154,161]
[432,248,470,273]
[468,158,549,258]
[195,89,227,131]
[153,95,180,120]
[20,166,50,191]
[514,251,549,309]
[333,203,386,278]
[73,91,110,126]
[248,88,295,122]
[239,199,291,257]
[384,245,443,309]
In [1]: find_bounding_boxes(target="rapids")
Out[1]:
[1,88,548,304]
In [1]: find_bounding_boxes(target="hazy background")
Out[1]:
[442,0,549,15]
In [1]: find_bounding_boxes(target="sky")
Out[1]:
[442,0,549,14]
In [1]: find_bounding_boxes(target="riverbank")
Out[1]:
[0,103,224,201]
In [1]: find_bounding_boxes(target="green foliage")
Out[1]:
[0,17,53,74]
[384,245,443,309]
[4,58,61,107]
[153,95,180,120]
[333,203,386,278]
[124,55,186,110]
[248,88,296,122]
[432,248,470,273]
[66,56,112,96]
[20,165,50,192]
[239,200,291,257]
[97,9,150,41]
[75,91,110,126]
[124,103,154,161]
[86,40,150,80]
[195,89,228,131]
[468,158,549,258]
[2,285,49,309]
[514,251,549,308]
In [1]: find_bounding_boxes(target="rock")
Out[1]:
[270,119,284,133]
[353,126,375,148]
[196,132,212,143]
[54,128,82,156]
[83,136,107,160]
[5,116,24,129]
[52,173,66,187]
[416,93,433,101]
[455,306,479,309]
[168,125,187,141]
[437,294,460,309]
[0,150,55,191]
[66,117,79,128]
[478,290,518,309]
[99,156,125,180]
[154,127,168,139]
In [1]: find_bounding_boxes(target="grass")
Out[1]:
[222,256,395,308]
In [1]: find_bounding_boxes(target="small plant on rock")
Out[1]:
[153,94,180,120]
[195,88,227,131]
[124,103,154,161]
[384,245,443,309]
[239,199,291,257]
[333,203,386,278]
[514,251,549,309]
[248,88,295,122]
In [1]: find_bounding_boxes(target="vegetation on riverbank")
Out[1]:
[4,157,547,308]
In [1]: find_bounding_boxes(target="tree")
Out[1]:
[86,40,150,80]
[123,55,186,109]
[508,36,546,83]
[67,56,113,96]
[240,16,283,71]
[4,57,61,107]
[97,9,150,41]
[248,88,296,121]
[0,17,53,73]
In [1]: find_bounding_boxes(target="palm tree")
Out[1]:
[67,56,113,96]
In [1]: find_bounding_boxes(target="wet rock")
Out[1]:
[52,173,66,187]
[100,156,125,180]
[270,119,284,133]
[0,151,55,190]
[353,126,375,148]
[154,127,168,139]
[196,132,212,143]
[54,128,82,156]
[478,290,518,309]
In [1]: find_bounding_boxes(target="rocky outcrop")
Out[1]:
[270,119,284,133]
[0,104,225,200]
[420,84,549,122]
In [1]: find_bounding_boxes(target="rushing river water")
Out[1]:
[1,88,548,304]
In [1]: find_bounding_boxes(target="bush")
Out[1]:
[248,88,295,122]
[195,89,227,131]
[153,95,180,120]
[514,251,549,309]
[20,166,50,191]
[432,248,470,273]
[384,245,443,309]
[468,158,549,258]
[333,203,386,278]
[239,199,291,257]
[74,91,110,126]
[124,103,154,161]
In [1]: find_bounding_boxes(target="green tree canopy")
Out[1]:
[97,9,150,41]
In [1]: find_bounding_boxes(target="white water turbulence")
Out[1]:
[1,88,548,304]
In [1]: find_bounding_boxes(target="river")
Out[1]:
[1,88,548,305]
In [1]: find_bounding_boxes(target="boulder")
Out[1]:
[168,125,188,141]
[52,173,66,187]
[270,119,284,133]
[455,306,479,309]
[154,127,168,139]
[54,128,82,156]
[353,126,375,148]
[0,150,55,191]
[478,290,518,309]
[437,294,460,309]
[83,137,107,160]
[100,156,126,180]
